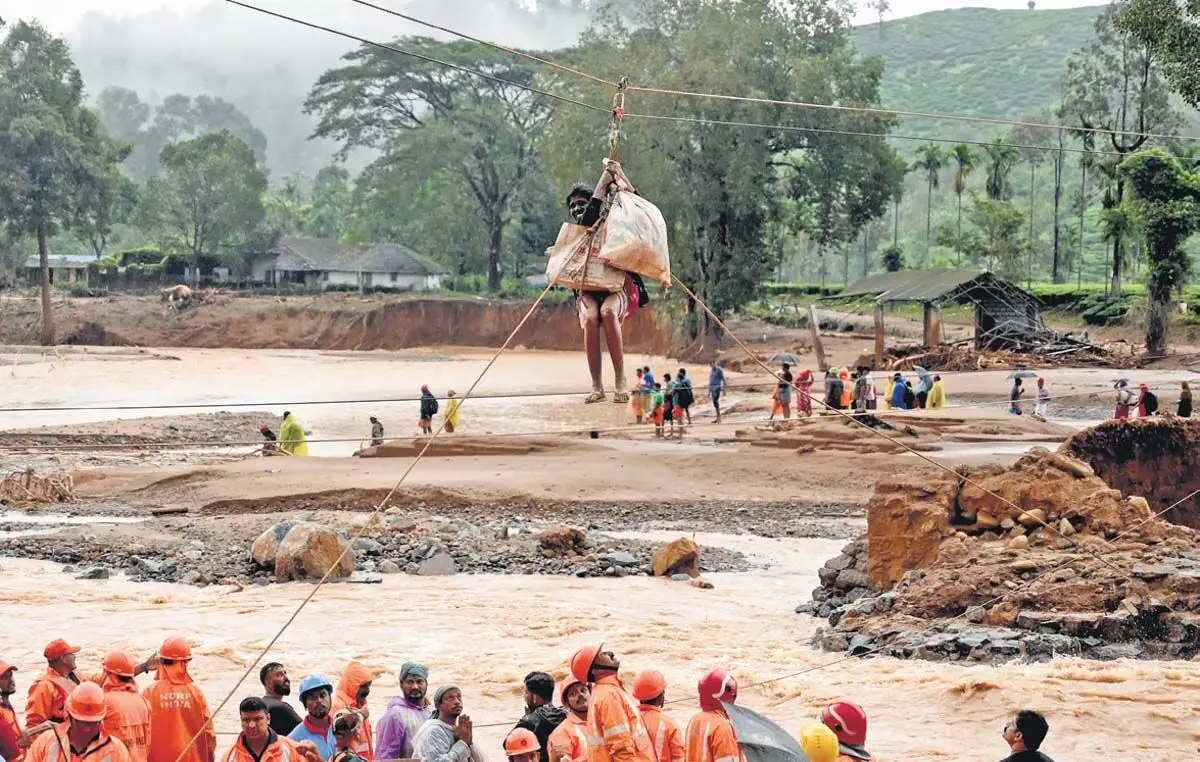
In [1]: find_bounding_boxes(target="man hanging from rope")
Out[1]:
[564,162,649,405]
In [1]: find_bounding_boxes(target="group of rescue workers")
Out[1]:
[0,639,1054,762]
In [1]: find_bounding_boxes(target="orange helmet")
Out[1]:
[631,670,666,702]
[821,700,868,748]
[697,668,737,712]
[102,651,136,678]
[158,636,192,661]
[66,683,107,722]
[569,644,602,684]
[504,728,541,757]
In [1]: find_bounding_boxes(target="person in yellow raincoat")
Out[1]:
[927,375,947,408]
[279,412,309,456]
[443,391,463,433]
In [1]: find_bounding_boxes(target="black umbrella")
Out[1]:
[724,701,811,762]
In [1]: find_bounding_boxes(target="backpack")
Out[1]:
[1143,391,1158,414]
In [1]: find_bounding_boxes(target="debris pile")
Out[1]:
[0,470,73,506]
[861,340,1140,372]
[802,448,1200,663]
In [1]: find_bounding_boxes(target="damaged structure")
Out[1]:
[828,269,1095,364]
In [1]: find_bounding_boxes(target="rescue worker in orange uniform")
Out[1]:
[630,672,682,762]
[504,729,541,762]
[24,683,131,762]
[329,664,373,762]
[546,678,588,762]
[568,645,653,762]
[142,637,215,762]
[26,640,86,729]
[818,702,870,762]
[224,697,320,762]
[98,653,151,762]
[1,659,23,762]
[683,670,743,762]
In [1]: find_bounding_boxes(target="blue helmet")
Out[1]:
[298,674,333,701]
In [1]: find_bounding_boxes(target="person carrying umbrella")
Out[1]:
[683,669,743,762]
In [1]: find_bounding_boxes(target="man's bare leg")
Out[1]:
[581,296,605,402]
[600,292,628,403]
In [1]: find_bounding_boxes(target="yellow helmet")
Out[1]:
[798,722,839,762]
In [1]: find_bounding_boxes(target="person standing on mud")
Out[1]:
[631,671,683,762]
[443,392,463,434]
[1178,381,1192,417]
[1034,378,1050,418]
[25,684,131,762]
[673,369,694,429]
[260,663,301,737]
[775,364,794,419]
[375,663,430,761]
[369,417,384,447]
[568,645,653,762]
[1008,378,1023,416]
[99,652,151,762]
[708,363,726,424]
[419,386,439,435]
[999,710,1054,762]
[26,639,84,728]
[1114,380,1133,419]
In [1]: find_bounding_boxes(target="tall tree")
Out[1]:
[0,20,128,344]
[949,143,976,265]
[137,131,267,284]
[912,143,944,267]
[1061,1,1178,295]
[982,137,1020,201]
[1120,148,1200,354]
[1118,0,1200,109]
[305,40,551,292]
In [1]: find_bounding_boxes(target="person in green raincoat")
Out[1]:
[279,411,309,456]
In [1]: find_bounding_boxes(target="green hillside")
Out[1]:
[851,5,1107,139]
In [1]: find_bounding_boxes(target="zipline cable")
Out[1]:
[223,0,609,114]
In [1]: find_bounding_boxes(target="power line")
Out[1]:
[343,0,615,88]
[339,0,1200,145]
[223,0,608,114]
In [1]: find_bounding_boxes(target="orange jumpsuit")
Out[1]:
[102,678,151,762]
[142,665,215,762]
[222,732,301,762]
[24,724,132,762]
[1,700,23,762]
[330,664,373,761]
[683,711,743,762]
[547,713,588,762]
[584,676,654,762]
[637,707,683,762]
[27,671,82,727]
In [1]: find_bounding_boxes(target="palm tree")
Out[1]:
[949,144,976,265]
[982,137,1020,201]
[912,144,945,267]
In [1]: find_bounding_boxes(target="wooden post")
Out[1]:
[808,304,828,372]
[874,301,885,366]
[923,302,935,348]
[931,306,943,346]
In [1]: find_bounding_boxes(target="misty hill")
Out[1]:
[851,5,1107,140]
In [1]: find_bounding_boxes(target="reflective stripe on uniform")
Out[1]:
[602,724,629,739]
[653,718,667,762]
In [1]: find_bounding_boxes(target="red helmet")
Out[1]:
[570,644,602,684]
[821,701,868,748]
[697,668,737,712]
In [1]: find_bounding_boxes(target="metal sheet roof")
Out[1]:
[834,269,992,303]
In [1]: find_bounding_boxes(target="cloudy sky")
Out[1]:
[6,0,1109,36]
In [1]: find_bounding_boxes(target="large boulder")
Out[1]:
[251,520,299,568]
[536,526,590,557]
[274,522,355,582]
[866,473,957,588]
[651,537,701,578]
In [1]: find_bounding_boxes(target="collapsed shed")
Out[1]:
[824,269,1060,361]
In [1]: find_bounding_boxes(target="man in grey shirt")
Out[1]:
[413,686,484,762]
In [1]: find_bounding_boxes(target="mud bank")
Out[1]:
[1063,416,1200,529]
[1,294,675,353]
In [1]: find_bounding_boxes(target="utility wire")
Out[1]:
[223,0,608,114]
[343,0,615,87]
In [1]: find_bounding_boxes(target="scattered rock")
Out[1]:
[1018,509,1047,528]
[417,552,458,576]
[274,522,355,582]
[601,551,638,567]
[651,537,701,578]
[689,577,714,590]
[671,573,692,582]
[378,560,401,574]
[537,526,590,557]
[353,538,384,555]
[251,520,299,568]
[181,570,202,585]
[1008,535,1030,551]
[75,567,109,580]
